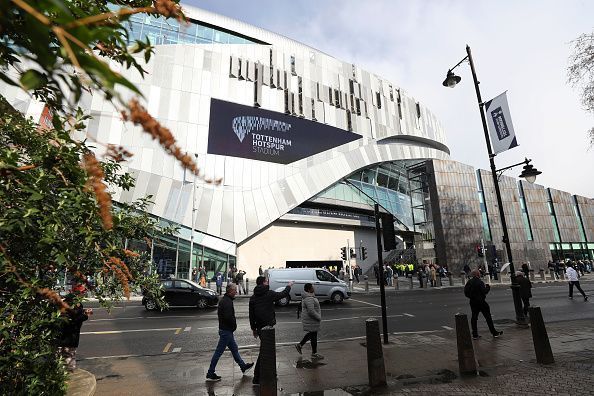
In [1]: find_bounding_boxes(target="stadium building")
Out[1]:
[3,4,593,281]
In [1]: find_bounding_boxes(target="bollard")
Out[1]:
[460,274,466,286]
[409,276,413,289]
[455,313,477,376]
[550,271,556,281]
[499,273,504,283]
[560,271,566,280]
[365,319,387,387]
[448,273,454,286]
[394,276,399,290]
[364,275,369,293]
[438,276,443,287]
[529,307,554,364]
[529,269,536,282]
[539,269,545,281]
[259,327,277,396]
[245,278,249,295]
[207,279,211,289]
[421,276,428,289]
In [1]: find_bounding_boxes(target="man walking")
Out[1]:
[516,271,532,316]
[206,284,254,381]
[249,276,293,386]
[566,262,588,301]
[464,269,503,340]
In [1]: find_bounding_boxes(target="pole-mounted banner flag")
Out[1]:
[484,91,518,154]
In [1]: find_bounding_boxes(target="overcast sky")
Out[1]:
[186,0,594,197]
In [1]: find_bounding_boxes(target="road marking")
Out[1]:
[81,327,181,335]
[184,327,191,332]
[163,343,172,353]
[392,330,441,335]
[175,328,181,334]
[172,347,181,353]
[442,326,453,330]
[88,315,211,322]
[350,299,382,308]
[403,313,415,317]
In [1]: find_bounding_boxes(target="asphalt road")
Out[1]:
[77,280,594,360]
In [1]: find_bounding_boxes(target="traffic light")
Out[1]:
[476,244,484,257]
[341,247,347,260]
[350,248,356,259]
[381,213,397,251]
[361,246,367,260]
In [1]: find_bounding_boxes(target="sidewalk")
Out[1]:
[78,318,594,395]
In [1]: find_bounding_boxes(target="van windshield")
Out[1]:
[316,270,338,282]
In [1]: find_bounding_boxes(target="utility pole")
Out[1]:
[374,203,389,344]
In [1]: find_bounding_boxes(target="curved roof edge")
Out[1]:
[378,136,450,156]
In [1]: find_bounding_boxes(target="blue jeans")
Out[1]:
[207,330,246,375]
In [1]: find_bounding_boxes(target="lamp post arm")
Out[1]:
[495,158,530,173]
[466,45,517,278]
[448,55,469,73]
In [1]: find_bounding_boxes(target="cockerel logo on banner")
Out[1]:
[484,91,518,154]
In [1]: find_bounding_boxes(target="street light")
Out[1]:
[443,45,540,325]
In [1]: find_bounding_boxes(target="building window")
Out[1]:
[476,171,492,242]
[518,182,533,241]
[546,189,561,243]
[572,196,587,242]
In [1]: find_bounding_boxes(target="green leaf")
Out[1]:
[19,70,46,90]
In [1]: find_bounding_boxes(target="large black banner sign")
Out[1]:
[207,99,361,164]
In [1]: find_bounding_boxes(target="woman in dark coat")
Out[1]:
[58,286,91,371]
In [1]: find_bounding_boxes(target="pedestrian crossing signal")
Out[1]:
[341,247,347,260]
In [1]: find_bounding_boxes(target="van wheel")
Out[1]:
[331,291,344,304]
[277,296,290,307]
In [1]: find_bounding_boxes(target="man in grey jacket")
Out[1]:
[295,283,323,360]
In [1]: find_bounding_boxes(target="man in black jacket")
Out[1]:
[206,284,254,381]
[249,276,293,385]
[58,285,92,371]
[464,269,503,340]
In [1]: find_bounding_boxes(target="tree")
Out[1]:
[0,0,215,393]
[568,32,594,148]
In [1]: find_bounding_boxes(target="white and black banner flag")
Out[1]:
[484,92,518,154]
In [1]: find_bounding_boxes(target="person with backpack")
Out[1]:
[295,283,323,361]
[464,269,503,340]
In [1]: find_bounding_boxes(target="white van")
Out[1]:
[267,268,351,306]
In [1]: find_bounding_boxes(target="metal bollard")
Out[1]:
[245,278,249,295]
[455,313,477,376]
[365,318,387,387]
[448,273,454,286]
[422,276,428,288]
[550,271,556,281]
[259,327,277,396]
[409,276,413,289]
[394,276,399,290]
[529,269,536,282]
[539,269,545,281]
[364,275,369,293]
[529,307,554,364]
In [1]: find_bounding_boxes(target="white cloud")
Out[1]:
[188,0,594,197]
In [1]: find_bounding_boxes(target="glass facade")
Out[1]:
[549,242,594,261]
[572,196,587,243]
[517,182,534,241]
[476,171,492,242]
[546,189,561,243]
[125,13,262,45]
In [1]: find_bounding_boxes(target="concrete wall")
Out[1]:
[236,221,377,280]
[576,195,594,242]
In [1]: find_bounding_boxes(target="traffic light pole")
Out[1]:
[374,203,389,344]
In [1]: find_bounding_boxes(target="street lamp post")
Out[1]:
[443,45,541,325]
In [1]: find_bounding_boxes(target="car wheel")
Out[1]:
[277,296,290,307]
[331,291,344,304]
[197,298,208,309]
[145,299,157,311]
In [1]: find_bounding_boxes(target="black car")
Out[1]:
[143,279,219,310]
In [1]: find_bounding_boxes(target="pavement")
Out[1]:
[68,274,594,395]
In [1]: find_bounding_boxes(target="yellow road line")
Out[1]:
[175,328,181,334]
[163,342,172,353]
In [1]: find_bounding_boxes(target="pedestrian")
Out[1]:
[192,268,198,283]
[258,265,263,276]
[215,271,223,295]
[386,265,393,286]
[430,266,437,287]
[566,263,588,301]
[463,264,471,279]
[521,262,529,278]
[295,283,324,360]
[417,267,423,288]
[374,265,380,285]
[547,260,557,280]
[235,269,246,295]
[515,271,532,316]
[464,269,503,340]
[199,267,206,287]
[353,265,360,283]
[249,276,293,386]
[58,284,92,371]
[206,284,254,381]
